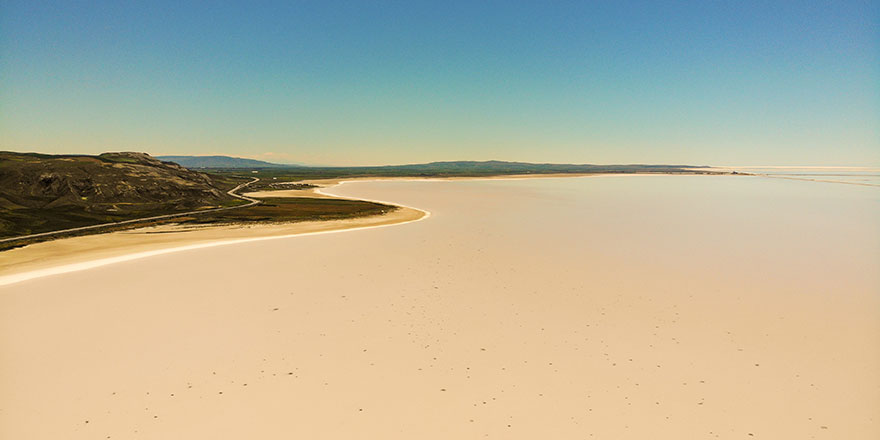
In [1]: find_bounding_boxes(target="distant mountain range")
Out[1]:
[157,155,294,168]
[248,160,709,176]
[158,156,709,175]
[372,160,706,173]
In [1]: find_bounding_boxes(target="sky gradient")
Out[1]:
[1,1,877,166]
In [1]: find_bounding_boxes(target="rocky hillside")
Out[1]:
[0,151,245,238]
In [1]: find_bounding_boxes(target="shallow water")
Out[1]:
[733,167,880,186]
[1,175,878,439]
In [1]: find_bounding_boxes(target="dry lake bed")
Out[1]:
[1,175,878,439]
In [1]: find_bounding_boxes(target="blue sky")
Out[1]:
[1,1,877,166]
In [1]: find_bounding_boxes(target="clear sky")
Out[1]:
[1,1,877,166]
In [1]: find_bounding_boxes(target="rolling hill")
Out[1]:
[0,151,246,238]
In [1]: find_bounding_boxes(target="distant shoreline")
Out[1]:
[0,169,733,249]
[0,150,730,247]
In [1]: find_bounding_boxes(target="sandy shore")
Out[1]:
[0,185,426,285]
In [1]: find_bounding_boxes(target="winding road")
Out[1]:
[0,178,261,244]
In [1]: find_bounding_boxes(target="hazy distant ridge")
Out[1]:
[383,160,707,173]
[158,155,291,168]
[162,157,710,174]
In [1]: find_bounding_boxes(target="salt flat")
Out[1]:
[1,175,878,439]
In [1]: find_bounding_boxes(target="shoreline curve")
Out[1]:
[0,181,430,287]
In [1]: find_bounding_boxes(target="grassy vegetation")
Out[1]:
[202,174,252,192]
[179,197,395,225]
[0,190,253,239]
[240,181,318,192]
[0,195,395,251]
[2,205,209,238]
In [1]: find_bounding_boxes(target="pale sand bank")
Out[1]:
[0,183,426,285]
[1,175,878,439]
